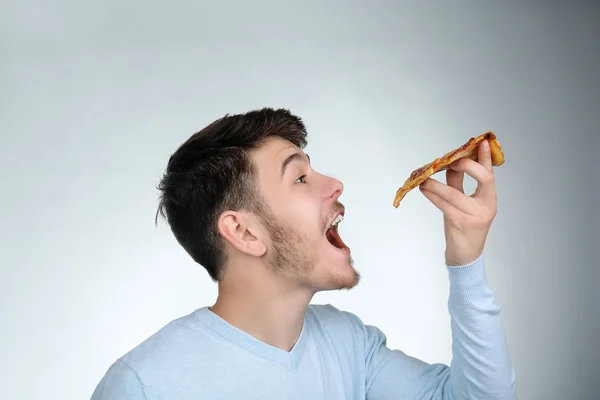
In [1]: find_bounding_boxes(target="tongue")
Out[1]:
[326,226,347,249]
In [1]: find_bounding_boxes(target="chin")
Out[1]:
[319,256,360,291]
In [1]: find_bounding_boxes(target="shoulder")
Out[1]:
[92,359,147,399]
[92,310,205,398]
[307,304,390,349]
[307,303,369,339]
[93,308,220,397]
[113,308,217,378]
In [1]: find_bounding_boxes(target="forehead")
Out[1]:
[251,137,304,169]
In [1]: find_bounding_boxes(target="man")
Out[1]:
[92,108,516,399]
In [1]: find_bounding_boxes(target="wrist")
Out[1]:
[445,243,485,267]
[446,251,484,268]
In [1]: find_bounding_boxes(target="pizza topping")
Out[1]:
[409,168,424,180]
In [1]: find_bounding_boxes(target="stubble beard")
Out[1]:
[261,210,316,279]
[258,205,360,291]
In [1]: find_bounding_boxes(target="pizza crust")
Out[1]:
[393,132,505,207]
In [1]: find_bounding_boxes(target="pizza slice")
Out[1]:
[393,132,505,208]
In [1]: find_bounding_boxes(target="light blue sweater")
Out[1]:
[91,254,516,399]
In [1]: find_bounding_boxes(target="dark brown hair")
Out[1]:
[156,108,308,281]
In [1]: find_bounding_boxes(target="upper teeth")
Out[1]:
[330,214,343,228]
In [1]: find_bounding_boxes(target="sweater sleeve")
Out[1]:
[91,359,148,400]
[364,254,516,399]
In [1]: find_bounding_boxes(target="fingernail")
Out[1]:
[483,140,490,151]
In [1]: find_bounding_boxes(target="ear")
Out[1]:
[217,211,267,257]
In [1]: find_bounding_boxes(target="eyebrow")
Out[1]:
[281,152,310,179]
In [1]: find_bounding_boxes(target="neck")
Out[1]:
[210,262,314,352]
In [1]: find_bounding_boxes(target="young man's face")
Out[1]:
[250,137,359,291]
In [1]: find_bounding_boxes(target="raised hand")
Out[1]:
[419,140,498,266]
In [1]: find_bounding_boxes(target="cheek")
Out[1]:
[286,198,323,230]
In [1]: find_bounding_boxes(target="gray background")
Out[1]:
[1,1,598,399]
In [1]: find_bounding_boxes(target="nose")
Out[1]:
[324,175,343,201]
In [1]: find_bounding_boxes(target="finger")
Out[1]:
[419,185,463,221]
[479,139,493,172]
[446,168,464,194]
[450,158,489,183]
[449,158,495,200]
[420,178,474,214]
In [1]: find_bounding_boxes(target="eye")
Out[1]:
[295,175,307,184]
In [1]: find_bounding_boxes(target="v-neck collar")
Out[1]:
[194,307,309,371]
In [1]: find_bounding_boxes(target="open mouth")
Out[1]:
[325,213,349,250]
